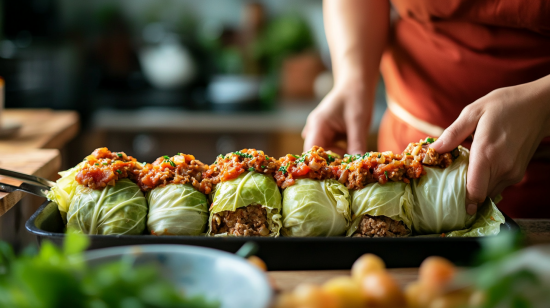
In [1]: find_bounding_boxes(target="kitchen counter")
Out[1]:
[269,218,550,292]
[0,109,79,215]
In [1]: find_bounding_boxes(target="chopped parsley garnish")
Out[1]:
[94,163,99,166]
[103,163,109,165]
[261,165,265,169]
[278,164,288,173]
[363,153,370,158]
[248,167,254,172]
[178,153,183,156]
[297,154,307,163]
[378,154,381,158]
[232,151,253,159]
[214,161,217,164]
[426,137,435,144]
[218,154,223,158]
[406,153,411,155]
[163,155,170,159]
[327,154,335,163]
[292,154,300,159]
[168,160,176,167]
[265,155,269,160]
[116,169,122,174]
[345,164,350,170]
[117,153,123,157]
[384,171,389,180]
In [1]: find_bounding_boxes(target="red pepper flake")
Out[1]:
[440,233,446,238]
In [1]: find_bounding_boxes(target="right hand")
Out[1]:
[302,83,371,155]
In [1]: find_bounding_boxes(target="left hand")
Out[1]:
[430,74,550,215]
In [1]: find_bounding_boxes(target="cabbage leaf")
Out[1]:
[346,181,413,237]
[282,178,350,237]
[147,183,208,236]
[208,171,282,237]
[46,163,84,222]
[445,197,505,237]
[410,146,477,234]
[66,179,148,235]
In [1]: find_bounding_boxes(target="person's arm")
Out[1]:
[430,74,550,215]
[302,0,390,155]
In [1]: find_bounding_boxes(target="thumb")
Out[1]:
[430,106,481,153]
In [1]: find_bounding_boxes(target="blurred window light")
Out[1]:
[142,22,166,44]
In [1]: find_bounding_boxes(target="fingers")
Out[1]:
[345,108,368,155]
[465,141,491,215]
[303,121,333,153]
[430,105,483,153]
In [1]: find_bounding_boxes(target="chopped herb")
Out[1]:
[94,163,99,166]
[103,163,109,165]
[292,154,300,159]
[261,165,265,169]
[214,161,217,164]
[116,169,122,174]
[278,164,288,173]
[378,154,381,158]
[218,154,223,159]
[345,164,350,170]
[232,151,253,159]
[344,154,352,158]
[248,167,254,172]
[117,153,123,157]
[178,153,183,156]
[142,162,146,166]
[406,153,411,155]
[426,137,435,144]
[384,171,389,180]
[363,153,370,158]
[163,155,170,159]
[327,154,335,163]
[265,155,269,160]
[168,160,176,167]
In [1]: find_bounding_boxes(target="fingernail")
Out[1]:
[467,203,477,215]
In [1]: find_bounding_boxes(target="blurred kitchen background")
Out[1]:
[0,0,387,168]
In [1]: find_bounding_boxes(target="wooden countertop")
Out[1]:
[268,219,550,292]
[0,109,79,215]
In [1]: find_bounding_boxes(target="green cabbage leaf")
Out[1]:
[208,171,282,236]
[282,178,351,237]
[147,183,208,236]
[445,197,505,237]
[46,163,83,222]
[66,179,147,235]
[347,181,413,237]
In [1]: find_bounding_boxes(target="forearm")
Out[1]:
[323,0,390,92]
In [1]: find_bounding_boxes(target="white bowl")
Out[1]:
[85,245,272,308]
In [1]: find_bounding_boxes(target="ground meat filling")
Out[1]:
[138,154,212,194]
[211,205,271,237]
[403,137,457,169]
[76,147,142,189]
[353,215,411,238]
[204,149,279,185]
[337,151,424,190]
[274,146,341,189]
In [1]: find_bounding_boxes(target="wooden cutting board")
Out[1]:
[0,149,60,216]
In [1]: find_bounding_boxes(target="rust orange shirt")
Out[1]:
[380,0,550,150]
[378,0,550,218]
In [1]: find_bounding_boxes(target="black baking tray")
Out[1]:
[26,200,520,270]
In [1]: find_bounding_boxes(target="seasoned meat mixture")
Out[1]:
[274,146,341,189]
[337,151,424,189]
[211,205,271,237]
[402,137,457,169]
[353,215,410,238]
[138,153,212,194]
[204,149,279,185]
[76,148,142,189]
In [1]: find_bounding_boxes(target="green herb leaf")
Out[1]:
[384,171,389,180]
[94,163,99,166]
[116,169,122,174]
[378,154,381,158]
[278,164,288,173]
[117,153,123,157]
[169,160,176,167]
[406,153,411,156]
[261,165,265,169]
[163,155,170,159]
[426,137,435,144]
[248,167,255,172]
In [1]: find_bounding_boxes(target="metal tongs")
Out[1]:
[0,168,55,198]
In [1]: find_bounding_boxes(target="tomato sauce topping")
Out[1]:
[274,146,341,189]
[75,147,141,189]
[204,149,279,185]
[138,153,212,194]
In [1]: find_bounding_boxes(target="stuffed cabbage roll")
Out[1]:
[206,149,282,237]
[67,178,147,235]
[49,148,147,235]
[282,178,350,237]
[138,154,210,236]
[346,182,413,237]
[410,145,504,235]
[275,146,351,236]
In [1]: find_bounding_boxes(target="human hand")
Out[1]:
[302,83,372,155]
[430,75,550,215]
